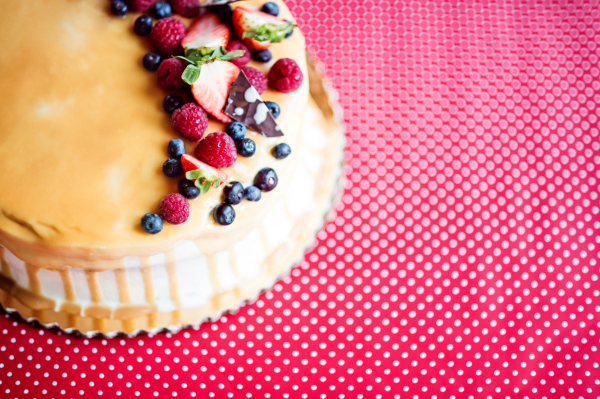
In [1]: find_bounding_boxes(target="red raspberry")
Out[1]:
[171,103,208,141]
[242,66,267,94]
[268,58,304,93]
[170,0,201,18]
[226,41,251,67]
[157,58,185,89]
[194,132,237,168]
[127,0,157,12]
[150,18,187,56]
[159,193,189,225]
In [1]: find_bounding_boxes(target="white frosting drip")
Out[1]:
[254,102,269,125]
[234,107,244,116]
[244,86,261,103]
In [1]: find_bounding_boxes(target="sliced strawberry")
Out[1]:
[232,7,290,51]
[181,154,228,183]
[182,13,229,50]
[191,60,239,123]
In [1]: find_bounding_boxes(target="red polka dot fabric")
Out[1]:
[2,0,600,397]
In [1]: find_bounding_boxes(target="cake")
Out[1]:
[0,0,343,334]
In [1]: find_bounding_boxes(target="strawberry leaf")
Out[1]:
[186,170,204,180]
[212,180,220,188]
[182,65,201,85]
[200,180,212,195]
[243,22,297,43]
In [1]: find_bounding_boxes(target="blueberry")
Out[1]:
[214,203,236,226]
[141,213,163,234]
[163,158,183,177]
[151,1,172,19]
[111,0,128,16]
[264,101,280,119]
[261,2,279,16]
[168,138,186,159]
[272,143,291,159]
[162,94,184,113]
[284,19,294,38]
[243,186,262,202]
[223,182,244,205]
[178,179,201,199]
[226,121,247,141]
[254,168,278,192]
[143,52,162,71]
[210,4,233,22]
[236,138,256,157]
[252,49,272,63]
[134,15,153,36]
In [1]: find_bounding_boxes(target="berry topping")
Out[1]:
[168,138,186,159]
[223,182,244,205]
[261,2,280,16]
[210,4,233,22]
[190,60,240,123]
[236,138,256,157]
[141,213,163,234]
[150,1,172,19]
[162,94,184,113]
[226,40,251,67]
[182,13,229,50]
[171,103,209,141]
[143,52,162,71]
[232,7,295,50]
[268,58,303,93]
[128,0,157,13]
[111,0,128,16]
[272,143,291,159]
[150,18,186,56]
[194,132,237,168]
[264,101,280,119]
[241,66,267,94]
[225,121,246,141]
[214,203,235,225]
[181,154,228,194]
[254,168,278,191]
[170,0,201,18]
[134,15,153,36]
[178,179,201,199]
[163,158,183,177]
[252,49,272,63]
[157,58,185,89]
[159,193,189,225]
[243,186,262,202]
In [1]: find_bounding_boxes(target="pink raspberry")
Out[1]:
[127,0,158,12]
[159,193,189,225]
[226,41,251,67]
[157,58,185,89]
[194,132,237,168]
[150,18,187,56]
[268,58,303,93]
[169,0,201,18]
[241,66,267,94]
[171,103,209,141]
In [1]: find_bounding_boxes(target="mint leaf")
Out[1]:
[182,65,201,85]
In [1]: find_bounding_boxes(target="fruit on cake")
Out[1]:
[0,0,343,334]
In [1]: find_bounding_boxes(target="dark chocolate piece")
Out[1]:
[223,71,283,138]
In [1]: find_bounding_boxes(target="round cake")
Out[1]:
[0,0,343,334]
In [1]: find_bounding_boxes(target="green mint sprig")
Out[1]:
[242,22,297,43]
[175,47,245,85]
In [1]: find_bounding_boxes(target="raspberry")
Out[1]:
[159,193,189,225]
[150,18,187,56]
[226,41,251,67]
[169,0,201,18]
[127,0,157,12]
[171,103,208,141]
[157,58,185,89]
[268,58,303,93]
[242,66,267,94]
[194,132,237,168]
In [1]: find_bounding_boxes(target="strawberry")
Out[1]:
[190,60,240,123]
[232,7,295,51]
[181,13,229,50]
[181,154,228,194]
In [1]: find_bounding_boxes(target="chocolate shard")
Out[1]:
[223,71,284,138]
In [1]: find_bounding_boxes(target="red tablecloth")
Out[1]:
[2,0,600,397]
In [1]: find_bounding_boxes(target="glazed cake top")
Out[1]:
[0,0,308,252]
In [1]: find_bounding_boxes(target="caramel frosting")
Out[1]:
[0,0,308,267]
